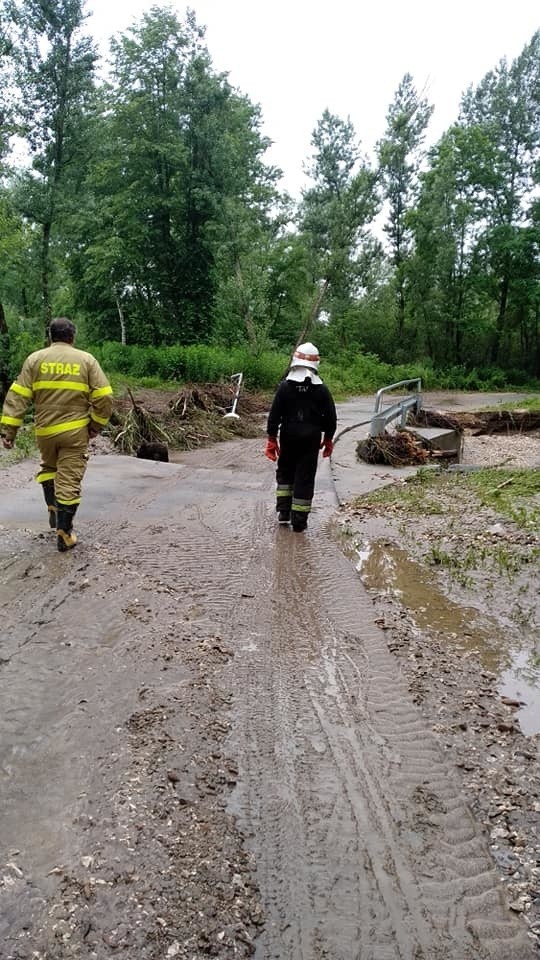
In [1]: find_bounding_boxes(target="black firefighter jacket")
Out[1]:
[267,378,337,441]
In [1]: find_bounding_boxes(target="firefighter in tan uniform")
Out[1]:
[1,317,113,551]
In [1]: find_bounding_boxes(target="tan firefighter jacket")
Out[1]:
[1,343,113,442]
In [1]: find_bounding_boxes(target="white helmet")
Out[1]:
[290,342,320,372]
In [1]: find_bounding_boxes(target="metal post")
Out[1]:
[223,372,243,419]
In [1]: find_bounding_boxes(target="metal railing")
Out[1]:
[369,379,422,437]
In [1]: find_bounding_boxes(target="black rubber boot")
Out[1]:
[41,479,57,530]
[291,510,308,533]
[276,495,292,524]
[57,504,78,552]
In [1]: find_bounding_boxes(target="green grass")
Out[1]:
[0,426,37,467]
[357,466,539,529]
[503,396,540,411]
[354,467,538,586]
[467,468,540,529]
[109,373,181,394]
[352,468,445,515]
[479,395,540,412]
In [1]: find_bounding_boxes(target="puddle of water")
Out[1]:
[354,539,540,736]
[499,649,540,738]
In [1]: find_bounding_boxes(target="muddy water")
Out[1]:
[353,539,540,736]
[0,444,535,958]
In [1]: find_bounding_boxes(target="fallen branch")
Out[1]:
[487,477,514,494]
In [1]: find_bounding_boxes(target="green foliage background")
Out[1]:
[0,3,539,396]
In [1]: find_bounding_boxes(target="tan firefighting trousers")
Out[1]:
[36,427,89,505]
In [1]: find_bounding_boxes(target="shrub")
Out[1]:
[88,341,540,396]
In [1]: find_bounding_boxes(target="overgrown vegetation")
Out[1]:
[8,339,536,400]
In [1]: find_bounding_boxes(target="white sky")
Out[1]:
[86,0,539,197]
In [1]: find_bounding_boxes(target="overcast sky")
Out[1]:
[87,0,539,196]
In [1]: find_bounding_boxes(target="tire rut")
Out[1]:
[224,489,533,960]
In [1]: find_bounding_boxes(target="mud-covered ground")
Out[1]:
[0,399,538,959]
[336,431,539,949]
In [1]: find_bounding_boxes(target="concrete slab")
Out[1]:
[403,425,462,458]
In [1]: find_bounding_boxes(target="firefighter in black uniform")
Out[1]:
[265,342,337,532]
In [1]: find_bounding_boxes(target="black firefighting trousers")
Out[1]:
[275,431,320,524]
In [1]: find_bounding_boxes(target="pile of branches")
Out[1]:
[169,384,233,418]
[114,389,170,455]
[357,431,429,466]
[112,382,265,455]
[412,407,540,435]
[168,382,269,418]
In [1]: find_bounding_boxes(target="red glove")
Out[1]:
[265,437,280,462]
[320,438,334,458]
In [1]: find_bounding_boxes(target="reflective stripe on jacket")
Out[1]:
[0,343,113,440]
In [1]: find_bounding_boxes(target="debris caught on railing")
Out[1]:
[357,431,429,466]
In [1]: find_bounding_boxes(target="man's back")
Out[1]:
[8,342,110,437]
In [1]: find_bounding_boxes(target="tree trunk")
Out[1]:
[296,278,329,348]
[397,276,405,338]
[115,295,127,345]
[234,259,258,350]
[491,273,510,364]
[0,300,11,406]
[534,302,539,377]
[41,221,52,334]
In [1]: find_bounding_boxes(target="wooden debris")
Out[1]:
[114,389,171,455]
[357,431,429,466]
[112,382,266,453]
[487,477,514,494]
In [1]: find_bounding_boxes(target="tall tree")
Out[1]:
[0,2,17,399]
[377,74,433,339]
[9,0,97,330]
[409,127,480,365]
[74,7,278,346]
[299,110,379,345]
[459,31,540,364]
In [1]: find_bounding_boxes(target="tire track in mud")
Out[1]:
[223,489,533,959]
[0,542,147,919]
[109,448,533,958]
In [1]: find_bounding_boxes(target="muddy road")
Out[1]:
[0,403,536,958]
